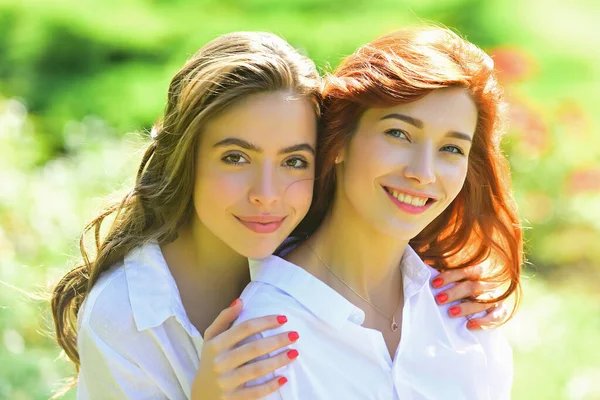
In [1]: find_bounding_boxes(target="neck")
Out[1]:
[299,193,408,311]
[162,217,249,300]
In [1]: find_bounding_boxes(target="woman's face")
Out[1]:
[337,87,478,239]
[194,90,317,259]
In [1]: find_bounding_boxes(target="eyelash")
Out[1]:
[221,153,310,170]
[440,145,465,155]
[385,129,465,156]
[221,153,249,165]
[385,128,409,141]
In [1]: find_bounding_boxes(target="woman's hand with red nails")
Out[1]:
[430,265,510,329]
[191,299,298,400]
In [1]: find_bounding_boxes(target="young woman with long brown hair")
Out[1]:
[233,26,522,399]
[51,30,512,399]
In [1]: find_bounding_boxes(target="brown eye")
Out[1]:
[283,157,309,169]
[222,153,248,165]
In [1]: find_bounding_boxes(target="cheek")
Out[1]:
[438,161,468,198]
[345,136,389,186]
[195,165,247,209]
[283,177,314,214]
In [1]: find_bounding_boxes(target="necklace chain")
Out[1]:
[306,243,401,332]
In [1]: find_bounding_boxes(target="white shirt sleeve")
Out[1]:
[77,322,168,400]
[76,269,187,400]
[474,329,514,400]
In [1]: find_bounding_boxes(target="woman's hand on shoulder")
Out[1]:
[430,265,510,330]
[191,299,298,400]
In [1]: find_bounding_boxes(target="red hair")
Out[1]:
[299,27,522,319]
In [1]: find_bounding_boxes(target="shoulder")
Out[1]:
[78,262,141,352]
[237,281,306,322]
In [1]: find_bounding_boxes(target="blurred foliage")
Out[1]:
[1,0,599,399]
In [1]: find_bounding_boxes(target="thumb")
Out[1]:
[203,298,243,340]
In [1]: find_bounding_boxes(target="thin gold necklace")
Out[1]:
[306,243,402,332]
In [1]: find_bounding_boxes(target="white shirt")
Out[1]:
[77,242,203,400]
[235,245,513,400]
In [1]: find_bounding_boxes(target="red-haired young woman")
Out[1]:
[233,26,522,400]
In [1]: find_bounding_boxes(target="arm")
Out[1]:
[471,328,514,400]
[78,321,168,400]
[191,299,291,400]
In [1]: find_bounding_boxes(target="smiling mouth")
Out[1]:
[234,215,287,234]
[382,186,436,212]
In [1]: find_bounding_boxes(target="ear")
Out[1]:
[335,148,345,164]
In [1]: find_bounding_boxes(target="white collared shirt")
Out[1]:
[76,242,203,399]
[235,246,513,400]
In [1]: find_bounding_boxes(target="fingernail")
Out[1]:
[432,277,444,288]
[436,293,448,304]
[450,306,461,316]
[288,331,299,342]
[467,320,480,329]
[287,349,299,359]
[229,298,241,307]
[277,315,288,324]
[278,377,288,386]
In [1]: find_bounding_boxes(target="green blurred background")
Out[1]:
[1,0,599,399]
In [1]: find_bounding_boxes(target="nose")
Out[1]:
[404,144,436,185]
[249,164,281,206]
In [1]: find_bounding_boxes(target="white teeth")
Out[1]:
[388,188,428,207]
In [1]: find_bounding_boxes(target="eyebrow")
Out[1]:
[380,113,473,142]
[381,113,423,129]
[212,137,315,155]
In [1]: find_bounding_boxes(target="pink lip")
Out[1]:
[382,186,436,215]
[235,215,287,234]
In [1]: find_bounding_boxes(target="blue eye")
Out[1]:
[441,145,464,155]
[385,128,409,141]
[283,157,309,170]
[222,153,249,165]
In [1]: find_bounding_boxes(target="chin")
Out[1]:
[234,242,279,260]
[376,220,428,241]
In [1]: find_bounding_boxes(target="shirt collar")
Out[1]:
[248,256,365,330]
[248,245,432,331]
[124,241,198,337]
[401,245,433,299]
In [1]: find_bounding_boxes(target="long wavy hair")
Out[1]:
[300,27,522,317]
[51,31,321,379]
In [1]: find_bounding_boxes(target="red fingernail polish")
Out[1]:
[436,293,448,304]
[287,349,299,359]
[278,377,288,386]
[467,320,479,329]
[229,298,241,307]
[450,306,461,316]
[288,331,299,342]
[432,277,444,288]
[277,315,288,324]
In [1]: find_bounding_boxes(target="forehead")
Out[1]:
[201,90,317,148]
[361,87,478,134]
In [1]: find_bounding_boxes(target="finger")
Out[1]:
[204,298,244,341]
[445,299,499,319]
[466,302,510,330]
[225,375,288,400]
[430,264,484,289]
[211,314,289,354]
[216,331,300,372]
[222,348,299,389]
[434,280,498,305]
